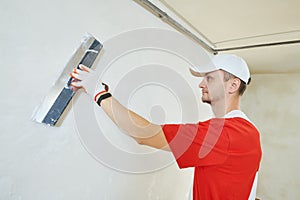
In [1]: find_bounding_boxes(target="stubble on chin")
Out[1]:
[202,100,211,105]
[201,97,211,105]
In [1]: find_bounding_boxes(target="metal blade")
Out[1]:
[32,33,103,126]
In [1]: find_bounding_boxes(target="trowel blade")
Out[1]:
[32,34,103,126]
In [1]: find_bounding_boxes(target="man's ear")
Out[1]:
[228,78,241,94]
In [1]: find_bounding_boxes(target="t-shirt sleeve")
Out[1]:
[162,119,230,168]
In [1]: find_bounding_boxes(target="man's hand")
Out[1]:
[70,65,107,99]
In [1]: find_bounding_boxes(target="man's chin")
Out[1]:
[202,99,211,105]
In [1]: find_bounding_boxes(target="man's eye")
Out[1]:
[206,76,212,81]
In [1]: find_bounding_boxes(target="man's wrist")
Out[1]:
[95,92,112,106]
[93,82,111,106]
[94,91,107,102]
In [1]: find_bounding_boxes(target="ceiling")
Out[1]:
[136,0,300,74]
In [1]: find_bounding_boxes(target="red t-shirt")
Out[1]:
[162,117,262,200]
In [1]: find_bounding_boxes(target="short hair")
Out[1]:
[223,70,249,96]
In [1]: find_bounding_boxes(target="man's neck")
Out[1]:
[211,97,240,118]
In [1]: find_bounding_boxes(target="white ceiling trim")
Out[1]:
[134,0,300,73]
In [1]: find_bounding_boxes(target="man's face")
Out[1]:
[199,70,226,105]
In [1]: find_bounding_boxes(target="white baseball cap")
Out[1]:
[190,54,251,84]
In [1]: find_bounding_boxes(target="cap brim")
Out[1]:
[189,67,218,77]
[189,68,203,77]
[189,61,219,77]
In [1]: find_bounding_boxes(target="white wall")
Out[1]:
[3,0,298,200]
[0,0,212,199]
[242,73,300,199]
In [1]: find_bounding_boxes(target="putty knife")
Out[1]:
[32,34,103,126]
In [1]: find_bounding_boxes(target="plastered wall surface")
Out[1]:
[0,0,211,199]
[1,0,299,199]
[242,73,300,200]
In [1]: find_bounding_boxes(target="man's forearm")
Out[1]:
[100,95,169,150]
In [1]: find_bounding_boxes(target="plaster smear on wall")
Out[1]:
[0,0,203,199]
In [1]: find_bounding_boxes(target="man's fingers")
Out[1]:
[70,72,80,80]
[79,64,91,72]
[71,81,89,93]
[71,70,90,80]
[70,65,96,95]
[70,80,82,87]
[69,80,82,92]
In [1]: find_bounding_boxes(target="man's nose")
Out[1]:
[199,78,205,88]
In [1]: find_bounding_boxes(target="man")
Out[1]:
[70,54,262,200]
